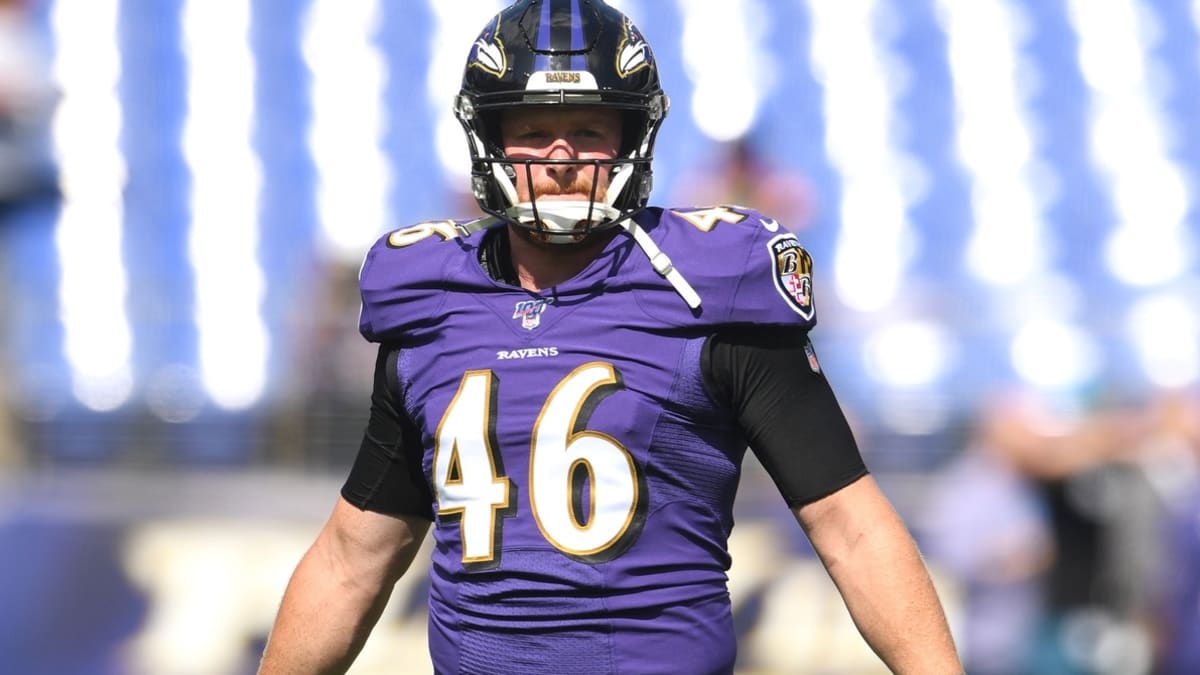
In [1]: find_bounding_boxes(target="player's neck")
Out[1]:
[507,226,618,292]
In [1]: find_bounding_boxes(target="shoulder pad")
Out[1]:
[659,206,817,328]
[358,219,489,342]
[382,216,500,247]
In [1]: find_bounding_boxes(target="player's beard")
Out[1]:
[527,165,608,203]
[517,167,611,244]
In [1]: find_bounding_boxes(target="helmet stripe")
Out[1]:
[531,0,580,72]
[535,0,553,50]
[533,0,553,71]
[569,0,587,71]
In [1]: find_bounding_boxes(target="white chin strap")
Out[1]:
[506,200,620,242]
[502,158,634,243]
[618,216,702,309]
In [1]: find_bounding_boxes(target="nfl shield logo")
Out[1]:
[768,234,815,320]
[804,339,821,373]
[513,299,549,330]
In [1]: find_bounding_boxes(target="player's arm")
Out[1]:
[794,477,961,674]
[705,326,962,674]
[260,346,435,674]
[259,499,429,675]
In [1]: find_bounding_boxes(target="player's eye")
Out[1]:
[517,129,548,140]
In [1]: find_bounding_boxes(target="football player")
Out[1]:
[259,1,962,673]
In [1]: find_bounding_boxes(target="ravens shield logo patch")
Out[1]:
[768,234,815,320]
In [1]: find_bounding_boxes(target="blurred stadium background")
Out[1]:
[1,0,1199,673]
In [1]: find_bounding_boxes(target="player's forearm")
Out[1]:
[830,519,961,673]
[797,478,962,674]
[258,538,393,675]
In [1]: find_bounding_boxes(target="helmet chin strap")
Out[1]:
[506,200,621,243]
[497,156,702,309]
[618,217,702,309]
[502,158,634,242]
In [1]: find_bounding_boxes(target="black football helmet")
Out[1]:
[455,0,670,242]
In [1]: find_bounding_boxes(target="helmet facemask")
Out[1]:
[455,96,667,244]
[454,0,701,308]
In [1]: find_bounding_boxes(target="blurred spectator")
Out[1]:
[671,136,815,232]
[1143,390,1200,674]
[920,396,1054,675]
[266,252,375,466]
[0,0,56,210]
[992,391,1159,675]
[0,0,52,469]
[0,377,19,467]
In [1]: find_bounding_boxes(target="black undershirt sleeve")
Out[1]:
[341,345,435,520]
[702,325,868,508]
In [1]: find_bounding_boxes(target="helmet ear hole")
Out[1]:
[480,113,506,156]
[471,175,490,201]
[620,111,645,156]
[637,173,653,200]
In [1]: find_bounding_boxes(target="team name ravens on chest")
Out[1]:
[496,346,560,360]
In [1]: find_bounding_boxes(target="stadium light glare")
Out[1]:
[1010,319,1100,392]
[1128,293,1200,389]
[863,320,953,389]
[303,0,391,260]
[1073,1,1149,95]
[808,0,919,313]
[833,181,909,311]
[1068,0,1194,287]
[1195,1,1200,42]
[678,0,771,142]
[182,0,268,410]
[1105,227,1190,289]
[51,0,134,412]
[429,0,507,186]
[936,0,1051,288]
[72,369,134,414]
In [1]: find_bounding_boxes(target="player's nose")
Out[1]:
[543,140,577,181]
[544,137,577,160]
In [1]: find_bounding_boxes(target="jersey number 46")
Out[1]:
[432,362,646,569]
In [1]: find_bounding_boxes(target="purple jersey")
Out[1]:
[358,206,815,674]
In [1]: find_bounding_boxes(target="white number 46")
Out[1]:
[432,362,645,568]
